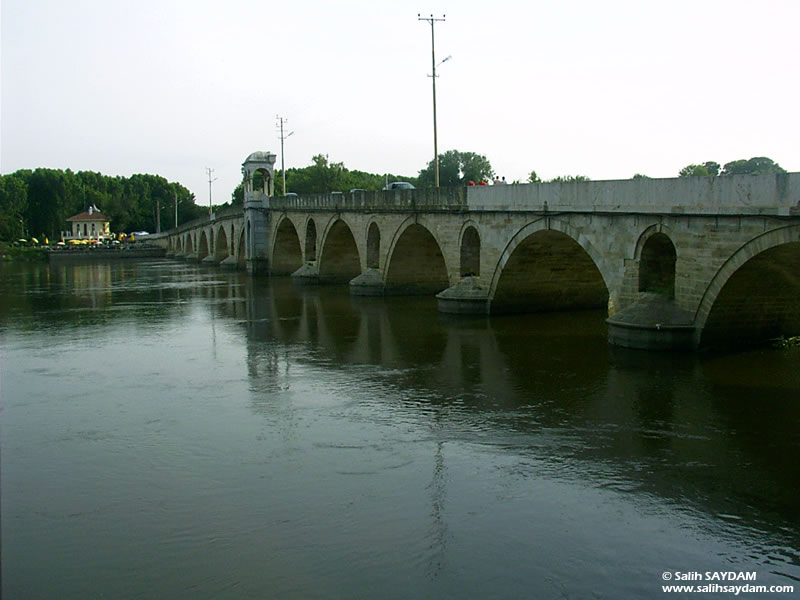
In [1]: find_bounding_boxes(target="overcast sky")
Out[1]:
[3,0,799,207]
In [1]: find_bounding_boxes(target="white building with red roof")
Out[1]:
[64,205,111,240]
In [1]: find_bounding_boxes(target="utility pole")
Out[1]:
[276,115,294,195]
[174,188,179,228]
[205,167,217,216]
[419,13,446,188]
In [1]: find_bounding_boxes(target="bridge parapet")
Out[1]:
[466,173,800,216]
[270,187,467,211]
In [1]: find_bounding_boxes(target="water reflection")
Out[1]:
[228,272,800,549]
[2,260,799,597]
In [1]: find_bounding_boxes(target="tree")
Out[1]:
[632,173,651,179]
[548,175,590,183]
[528,170,542,183]
[418,150,494,187]
[722,157,786,176]
[0,174,28,240]
[679,164,711,177]
[679,161,720,177]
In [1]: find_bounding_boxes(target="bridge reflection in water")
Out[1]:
[222,275,800,538]
[3,260,798,598]
[164,163,800,351]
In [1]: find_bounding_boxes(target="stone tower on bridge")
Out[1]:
[242,151,276,274]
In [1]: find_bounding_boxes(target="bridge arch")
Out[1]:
[385,219,449,295]
[184,233,194,255]
[272,216,303,275]
[489,218,609,314]
[636,227,677,298]
[318,218,361,283]
[236,228,246,268]
[367,221,381,269]
[214,224,229,262]
[197,231,210,260]
[695,225,800,347]
[305,218,318,262]
[460,222,481,277]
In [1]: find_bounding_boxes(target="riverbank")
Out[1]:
[47,245,166,262]
[0,243,48,262]
[1,242,166,263]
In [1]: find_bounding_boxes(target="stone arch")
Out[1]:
[318,219,361,283]
[460,223,481,277]
[490,218,609,314]
[245,219,251,259]
[250,167,272,196]
[236,228,246,269]
[385,220,449,295]
[637,231,677,298]
[695,225,800,347]
[214,224,229,262]
[272,216,303,275]
[197,231,210,260]
[185,233,194,255]
[367,221,381,269]
[305,218,318,262]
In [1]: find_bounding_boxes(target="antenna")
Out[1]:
[205,167,217,216]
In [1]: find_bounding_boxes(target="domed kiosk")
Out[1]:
[242,151,277,274]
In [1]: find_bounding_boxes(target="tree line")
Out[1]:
[231,151,788,202]
[2,154,788,241]
[0,169,203,242]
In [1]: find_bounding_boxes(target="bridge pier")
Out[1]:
[349,268,385,296]
[291,262,319,285]
[220,256,238,268]
[606,294,696,350]
[436,276,491,314]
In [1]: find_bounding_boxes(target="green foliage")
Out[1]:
[418,150,494,187]
[0,174,28,241]
[722,157,786,176]
[632,173,651,179]
[681,158,784,178]
[267,154,414,195]
[0,169,199,239]
[528,170,542,183]
[679,161,720,177]
[548,175,590,183]
[679,164,711,177]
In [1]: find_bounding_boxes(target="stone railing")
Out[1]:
[269,187,467,211]
[464,172,800,216]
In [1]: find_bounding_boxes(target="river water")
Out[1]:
[1,259,798,599]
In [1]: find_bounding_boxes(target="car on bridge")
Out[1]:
[383,181,415,190]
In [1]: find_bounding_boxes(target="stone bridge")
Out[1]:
[158,151,800,350]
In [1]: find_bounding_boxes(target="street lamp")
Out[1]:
[277,115,294,195]
[419,13,446,188]
[205,167,217,216]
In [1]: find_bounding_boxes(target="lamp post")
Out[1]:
[277,115,294,195]
[419,13,446,188]
[205,167,217,216]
